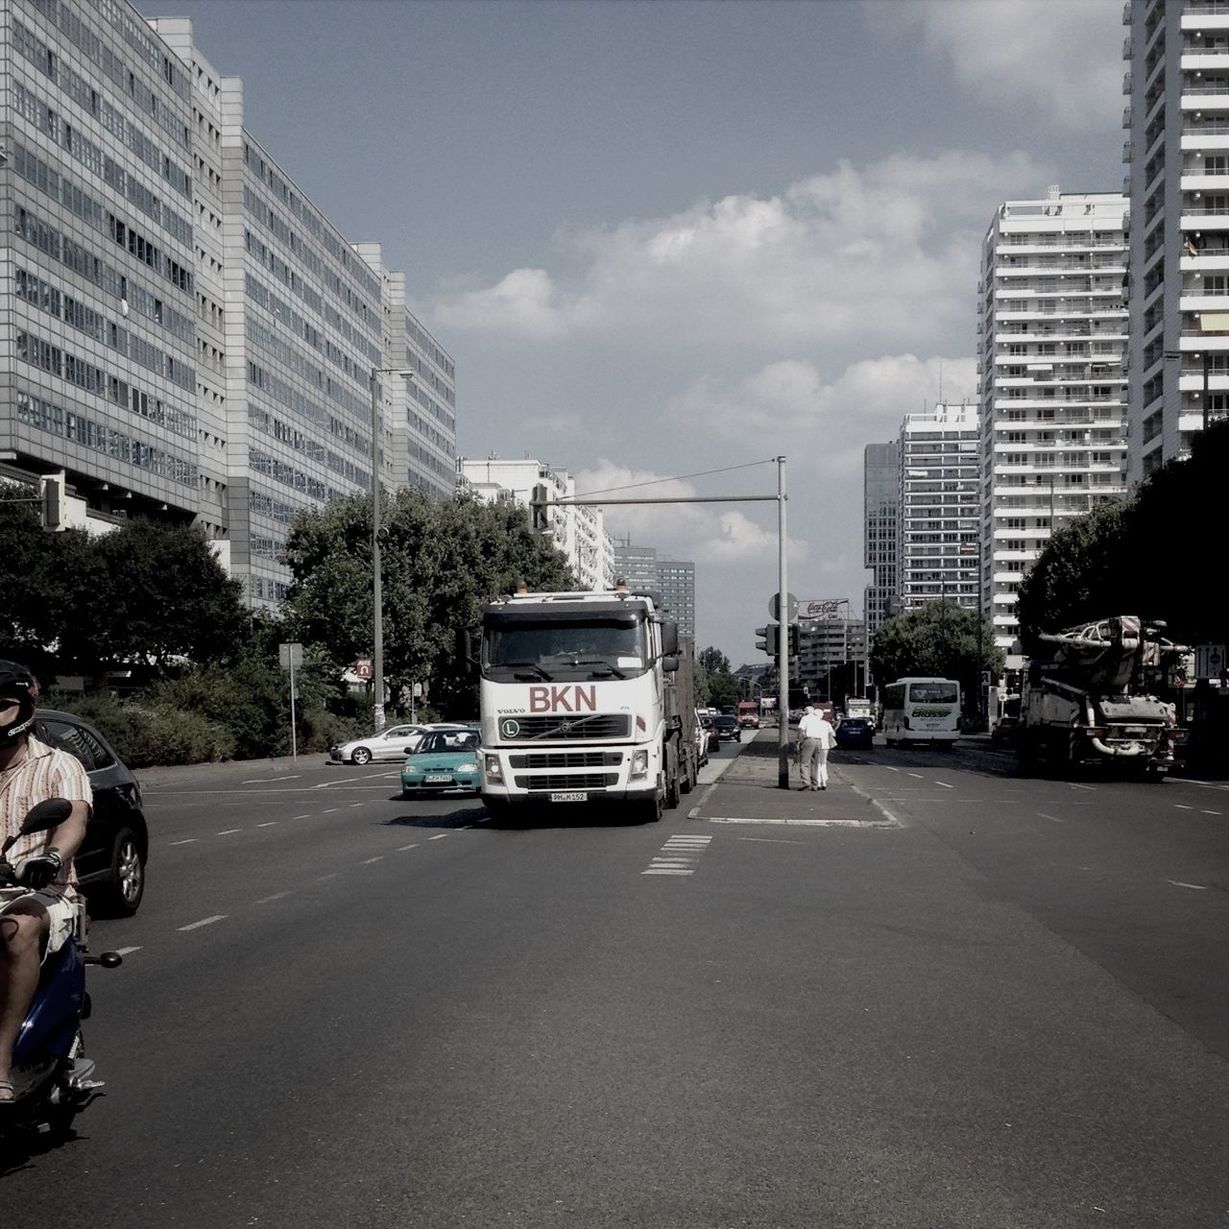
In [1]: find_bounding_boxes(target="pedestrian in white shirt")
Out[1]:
[796,705,836,790]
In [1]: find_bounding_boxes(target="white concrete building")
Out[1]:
[978,189,1130,663]
[457,455,614,592]
[1125,0,1229,481]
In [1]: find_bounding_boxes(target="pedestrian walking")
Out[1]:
[796,704,836,790]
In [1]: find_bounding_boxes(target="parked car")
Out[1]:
[834,716,875,750]
[715,713,741,742]
[34,709,148,916]
[990,715,1019,747]
[401,727,482,797]
[694,709,710,768]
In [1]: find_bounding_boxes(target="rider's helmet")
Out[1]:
[0,660,38,742]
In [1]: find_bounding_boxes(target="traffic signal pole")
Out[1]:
[777,456,789,788]
[542,455,792,788]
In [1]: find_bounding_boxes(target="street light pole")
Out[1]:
[370,365,415,732]
[777,456,790,789]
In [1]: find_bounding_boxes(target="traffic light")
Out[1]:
[40,473,66,531]
[755,624,778,657]
[530,483,550,532]
[788,623,800,658]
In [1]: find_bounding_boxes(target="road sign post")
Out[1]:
[278,642,303,761]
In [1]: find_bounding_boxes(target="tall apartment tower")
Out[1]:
[612,541,657,593]
[978,190,1130,664]
[457,455,614,592]
[897,403,981,615]
[863,441,899,639]
[1125,0,1229,481]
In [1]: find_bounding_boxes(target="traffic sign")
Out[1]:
[1195,644,1226,680]
[278,642,303,671]
[769,592,798,622]
[354,657,373,679]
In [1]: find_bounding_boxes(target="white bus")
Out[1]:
[880,677,961,746]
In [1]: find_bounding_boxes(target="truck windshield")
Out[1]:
[484,618,648,679]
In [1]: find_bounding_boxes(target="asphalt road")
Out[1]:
[4,735,1228,1228]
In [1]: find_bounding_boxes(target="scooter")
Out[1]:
[1,798,122,1146]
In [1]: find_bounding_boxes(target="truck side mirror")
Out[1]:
[456,628,476,678]
[660,621,679,656]
[662,653,680,673]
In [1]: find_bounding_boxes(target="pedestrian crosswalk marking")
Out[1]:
[642,833,713,876]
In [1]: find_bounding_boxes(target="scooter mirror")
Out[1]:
[20,798,72,835]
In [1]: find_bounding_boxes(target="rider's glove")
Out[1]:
[19,849,63,890]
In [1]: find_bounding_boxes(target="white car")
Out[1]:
[329,723,471,765]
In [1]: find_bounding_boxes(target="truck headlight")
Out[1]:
[484,754,503,782]
[630,749,649,779]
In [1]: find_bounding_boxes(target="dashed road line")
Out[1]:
[216,828,241,836]
[257,821,278,827]
[317,872,339,881]
[1038,813,1064,824]
[397,843,420,851]
[322,808,339,814]
[255,891,291,904]
[350,802,365,808]
[429,833,449,841]
[908,772,924,779]
[1201,809,1222,816]
[178,915,227,932]
[115,945,142,956]
[1167,880,1209,891]
[168,838,197,846]
[1175,804,1193,811]
[1069,783,1097,792]
[935,780,954,789]
[242,775,301,784]
[361,856,383,864]
[293,813,311,819]
[736,836,806,844]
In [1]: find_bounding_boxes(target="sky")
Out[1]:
[142,0,1125,665]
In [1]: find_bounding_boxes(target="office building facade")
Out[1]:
[655,558,695,639]
[1,2,456,606]
[863,441,899,640]
[978,189,1129,662]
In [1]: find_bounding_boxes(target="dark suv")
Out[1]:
[34,709,148,917]
[715,713,741,742]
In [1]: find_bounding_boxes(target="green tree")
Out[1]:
[697,645,740,708]
[870,601,1003,714]
[282,491,576,718]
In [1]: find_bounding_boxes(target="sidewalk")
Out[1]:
[690,729,892,825]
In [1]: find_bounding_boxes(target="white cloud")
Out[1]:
[429,150,1049,356]
[669,353,978,473]
[870,0,1123,132]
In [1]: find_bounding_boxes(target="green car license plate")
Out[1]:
[424,774,452,784]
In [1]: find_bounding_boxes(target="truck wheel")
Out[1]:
[680,758,694,795]
[641,794,663,823]
[666,769,681,810]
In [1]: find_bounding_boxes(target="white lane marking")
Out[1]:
[908,772,924,779]
[313,772,400,789]
[115,945,142,956]
[397,843,420,851]
[703,816,898,828]
[168,838,197,846]
[1177,778,1229,791]
[642,868,693,875]
[293,813,311,819]
[934,780,954,789]
[886,767,900,773]
[255,891,291,904]
[1069,783,1097,792]
[350,802,364,808]
[1201,809,1222,816]
[242,775,301,784]
[1167,880,1209,891]
[322,808,339,814]
[1038,813,1064,824]
[1174,804,1193,811]
[216,828,241,836]
[737,836,806,844]
[429,834,448,841]
[178,915,226,931]
[257,821,278,828]
[361,856,383,865]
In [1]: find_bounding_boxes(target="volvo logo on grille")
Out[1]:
[500,718,521,738]
[557,720,573,734]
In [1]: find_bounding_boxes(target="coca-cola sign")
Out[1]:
[799,599,848,619]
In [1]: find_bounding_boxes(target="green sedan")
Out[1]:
[401,727,482,797]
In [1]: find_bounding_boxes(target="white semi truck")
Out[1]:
[473,584,699,822]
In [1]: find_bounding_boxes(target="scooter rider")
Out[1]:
[0,661,91,1106]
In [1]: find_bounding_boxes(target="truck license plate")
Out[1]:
[550,791,587,803]
[424,774,452,784]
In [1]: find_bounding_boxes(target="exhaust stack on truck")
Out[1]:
[474,582,698,822]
